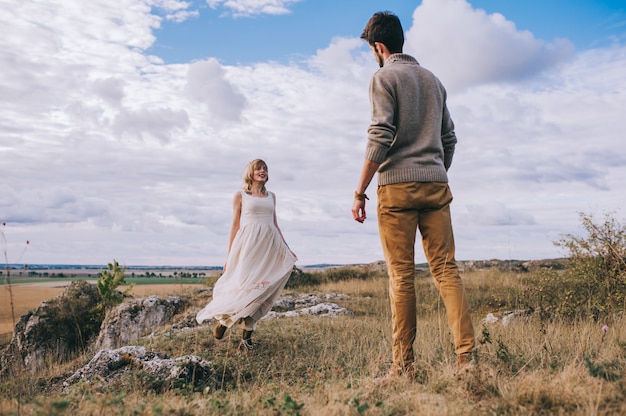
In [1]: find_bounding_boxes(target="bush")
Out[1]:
[285,265,386,289]
[285,267,323,288]
[528,212,626,320]
[41,281,104,355]
[96,260,134,311]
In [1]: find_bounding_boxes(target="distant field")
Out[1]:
[1,276,210,286]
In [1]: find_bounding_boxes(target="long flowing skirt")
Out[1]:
[196,222,296,329]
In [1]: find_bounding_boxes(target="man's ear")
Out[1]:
[375,42,390,55]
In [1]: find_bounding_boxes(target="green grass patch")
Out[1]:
[124,277,204,285]
[0,277,80,285]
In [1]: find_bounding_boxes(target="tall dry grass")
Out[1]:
[1,268,625,415]
[0,222,30,348]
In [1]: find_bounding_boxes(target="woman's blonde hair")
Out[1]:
[242,159,268,194]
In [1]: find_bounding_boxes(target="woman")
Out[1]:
[196,159,297,351]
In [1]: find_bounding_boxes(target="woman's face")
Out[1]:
[253,164,268,182]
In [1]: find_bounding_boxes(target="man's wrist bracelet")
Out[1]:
[354,191,369,201]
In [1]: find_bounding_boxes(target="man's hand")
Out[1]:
[352,199,367,223]
[352,159,379,224]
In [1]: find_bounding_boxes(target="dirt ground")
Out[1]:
[0,282,204,336]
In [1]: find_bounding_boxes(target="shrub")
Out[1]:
[39,281,104,355]
[96,260,134,311]
[285,267,323,288]
[528,212,626,320]
[285,265,386,289]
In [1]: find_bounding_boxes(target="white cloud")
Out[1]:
[307,37,370,77]
[405,0,575,90]
[464,203,535,226]
[112,107,190,143]
[184,59,247,123]
[91,78,126,107]
[147,0,199,23]
[165,10,200,23]
[205,0,301,17]
[154,0,193,12]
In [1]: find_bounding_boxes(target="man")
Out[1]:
[352,11,475,381]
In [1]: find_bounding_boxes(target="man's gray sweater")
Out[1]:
[365,53,457,186]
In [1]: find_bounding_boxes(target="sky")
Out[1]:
[1,0,625,267]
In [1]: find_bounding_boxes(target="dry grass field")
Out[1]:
[1,267,625,415]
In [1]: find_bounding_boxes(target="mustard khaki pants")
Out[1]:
[377,182,475,370]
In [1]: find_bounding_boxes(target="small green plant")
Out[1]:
[348,397,370,414]
[281,394,304,416]
[481,324,493,345]
[496,339,511,363]
[96,259,134,311]
[208,398,229,410]
[584,355,622,382]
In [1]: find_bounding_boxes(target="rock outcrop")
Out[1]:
[94,295,186,350]
[63,346,227,392]
[1,287,188,377]
[0,280,102,375]
[264,293,352,319]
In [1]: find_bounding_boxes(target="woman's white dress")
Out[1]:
[196,190,297,329]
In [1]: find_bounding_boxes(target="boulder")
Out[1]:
[263,293,352,319]
[484,309,534,325]
[94,295,185,350]
[63,345,226,392]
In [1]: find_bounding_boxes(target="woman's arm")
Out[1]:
[224,191,243,270]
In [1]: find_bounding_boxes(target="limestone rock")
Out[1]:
[263,293,352,319]
[484,309,534,325]
[94,295,185,350]
[63,346,226,392]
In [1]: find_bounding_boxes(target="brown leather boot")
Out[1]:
[213,323,227,340]
[456,353,475,378]
[238,330,254,352]
[373,363,415,385]
[457,353,471,367]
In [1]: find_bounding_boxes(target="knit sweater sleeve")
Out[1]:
[364,73,396,164]
[441,102,457,170]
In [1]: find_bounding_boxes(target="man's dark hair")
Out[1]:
[360,11,404,53]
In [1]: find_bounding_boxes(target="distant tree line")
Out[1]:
[0,271,208,279]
